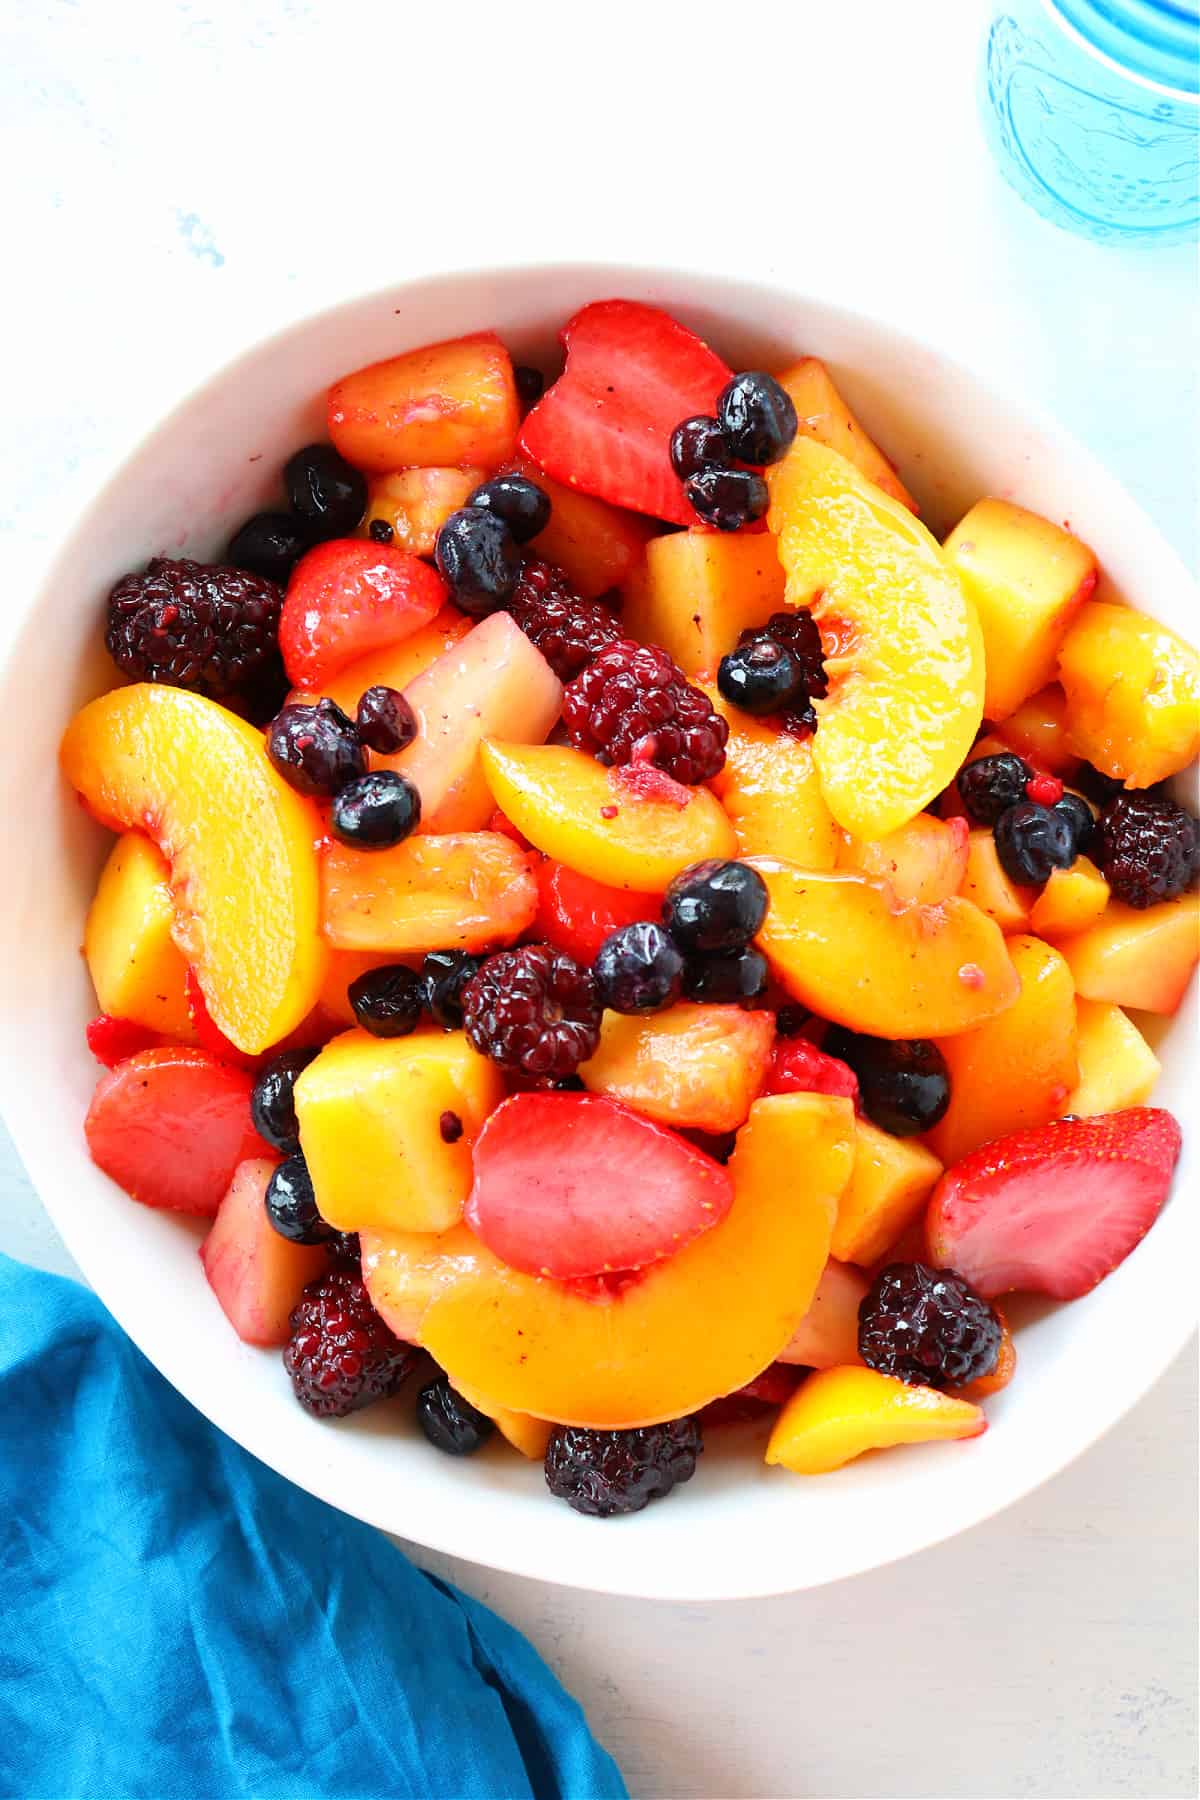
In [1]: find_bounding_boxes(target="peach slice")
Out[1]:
[837,813,969,907]
[480,740,738,890]
[392,1092,856,1429]
[297,606,472,714]
[61,686,325,1054]
[1029,855,1110,939]
[765,1366,985,1474]
[776,359,916,512]
[958,830,1036,932]
[779,1258,868,1368]
[200,1157,327,1346]
[943,500,1097,723]
[327,330,519,473]
[1058,600,1200,786]
[321,831,536,955]
[503,456,655,599]
[1064,999,1160,1116]
[767,437,984,838]
[704,686,838,869]
[833,1122,944,1267]
[996,683,1081,776]
[578,1003,776,1133]
[84,833,196,1041]
[1057,895,1199,1014]
[928,935,1078,1166]
[361,468,485,556]
[749,859,1019,1038]
[621,530,786,676]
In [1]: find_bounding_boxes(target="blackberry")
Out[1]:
[463,944,602,1079]
[994,801,1076,885]
[1097,792,1199,908]
[858,1262,1002,1390]
[105,557,282,698]
[593,921,684,1013]
[325,1230,362,1268]
[774,1003,812,1037]
[423,950,483,1031]
[416,1375,495,1455]
[503,558,622,680]
[348,964,425,1038]
[823,1028,950,1137]
[251,1047,319,1155]
[265,1155,332,1245]
[669,414,729,481]
[284,443,367,538]
[544,1418,702,1517]
[331,770,421,848]
[957,752,1033,826]
[684,466,769,533]
[681,947,768,1005]
[284,1268,415,1418]
[266,698,366,797]
[662,859,768,953]
[466,473,552,543]
[716,371,798,466]
[434,508,521,614]
[735,611,827,732]
[356,685,416,755]
[227,512,315,586]
[563,639,728,784]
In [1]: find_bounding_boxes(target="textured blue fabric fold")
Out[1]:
[0,1254,627,1800]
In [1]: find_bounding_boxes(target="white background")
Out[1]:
[1,2,1196,1796]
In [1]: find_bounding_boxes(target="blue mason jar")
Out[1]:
[980,0,1200,244]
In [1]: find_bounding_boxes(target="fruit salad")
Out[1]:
[62,300,1199,1518]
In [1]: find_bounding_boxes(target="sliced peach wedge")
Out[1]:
[765,1367,985,1475]
[61,686,325,1054]
[767,437,984,839]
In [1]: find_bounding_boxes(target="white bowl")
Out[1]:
[1,264,1195,1601]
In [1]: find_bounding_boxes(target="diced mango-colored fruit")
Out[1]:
[776,359,916,512]
[61,686,325,1055]
[361,468,485,557]
[579,1004,775,1133]
[481,740,738,890]
[750,859,1019,1038]
[959,830,1036,932]
[832,1122,943,1266]
[621,530,785,676]
[1064,998,1160,1116]
[1058,600,1200,786]
[321,831,536,955]
[1058,895,1199,1014]
[765,1365,985,1474]
[928,935,1078,1166]
[997,684,1080,776]
[837,813,969,907]
[504,456,654,599]
[369,1092,855,1429]
[296,1028,503,1233]
[84,833,195,1041]
[768,438,984,839]
[309,607,473,716]
[943,500,1097,723]
[327,331,519,473]
[1029,855,1110,938]
[779,1257,868,1367]
[705,686,837,868]
[952,1315,1017,1401]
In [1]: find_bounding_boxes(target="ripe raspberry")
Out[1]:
[736,611,828,732]
[1096,792,1199,908]
[544,1418,703,1516]
[858,1262,1002,1390]
[283,1268,415,1418]
[503,557,622,679]
[105,557,282,698]
[462,943,602,1079]
[563,639,728,784]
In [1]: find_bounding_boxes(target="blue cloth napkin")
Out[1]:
[0,1254,627,1800]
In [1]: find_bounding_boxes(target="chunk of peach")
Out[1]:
[837,813,969,906]
[1058,600,1200,786]
[361,468,485,557]
[833,1122,943,1266]
[1064,998,1160,1115]
[621,530,785,676]
[943,500,1097,723]
[1029,855,1110,939]
[84,833,195,1041]
[997,684,1080,776]
[750,859,1019,1038]
[481,740,737,890]
[327,331,519,473]
[704,686,837,868]
[579,1003,775,1133]
[321,831,536,955]
[1058,895,1199,1014]
[61,686,325,1055]
[200,1158,327,1346]
[299,607,472,715]
[779,1258,868,1368]
[776,359,915,512]
[952,1316,1017,1401]
[958,830,1036,932]
[503,456,654,599]
[928,935,1077,1166]
[765,1366,985,1474]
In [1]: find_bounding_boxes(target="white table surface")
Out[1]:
[2,3,1196,1795]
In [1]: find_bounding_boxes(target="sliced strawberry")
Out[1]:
[279,539,447,689]
[927,1108,1182,1299]
[766,1037,861,1109]
[86,1014,161,1068]
[700,1362,799,1426]
[534,858,661,965]
[465,1091,734,1279]
[200,1157,327,1345]
[779,1257,869,1368]
[85,1046,263,1216]
[519,300,733,526]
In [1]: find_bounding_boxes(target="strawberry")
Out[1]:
[519,300,732,527]
[534,858,661,965]
[85,1014,161,1068]
[700,1362,799,1426]
[927,1107,1182,1299]
[278,539,447,689]
[185,967,257,1069]
[766,1037,861,1109]
[85,1046,263,1216]
[465,1091,734,1279]
[200,1157,327,1345]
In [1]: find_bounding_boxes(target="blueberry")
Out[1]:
[331,770,421,848]
[266,699,366,797]
[994,801,1076,885]
[265,1155,332,1244]
[423,950,483,1030]
[367,518,394,543]
[717,639,806,715]
[662,859,769,954]
[227,512,316,586]
[416,1375,494,1456]
[284,443,367,537]
[774,1003,812,1037]
[251,1048,319,1154]
[434,508,521,614]
[466,474,551,544]
[683,466,769,533]
[1054,791,1095,855]
[669,415,729,481]
[716,372,798,466]
[348,964,425,1038]
[514,365,545,412]
[824,1029,950,1137]
[957,753,1033,827]
[594,921,684,1013]
[681,947,768,1005]
[356,684,416,755]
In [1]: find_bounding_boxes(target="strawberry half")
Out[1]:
[85,1014,161,1068]
[766,1037,861,1109]
[279,538,447,689]
[519,299,733,526]
[927,1107,1182,1300]
[534,858,661,965]
[85,1046,263,1216]
[465,1091,734,1279]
